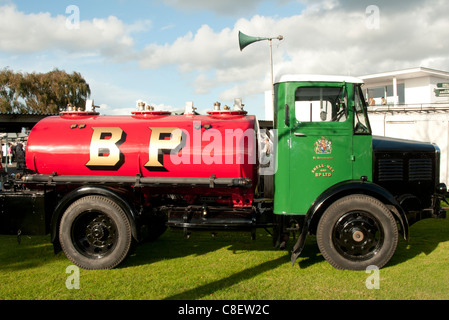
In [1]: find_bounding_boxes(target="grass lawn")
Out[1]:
[0,215,448,300]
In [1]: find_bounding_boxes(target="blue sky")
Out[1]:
[1,0,448,119]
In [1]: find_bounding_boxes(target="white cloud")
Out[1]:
[138,0,449,102]
[87,77,180,116]
[3,0,449,115]
[139,25,238,72]
[87,79,148,115]
[138,16,281,96]
[0,4,149,61]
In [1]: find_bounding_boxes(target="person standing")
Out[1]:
[7,143,12,165]
[2,143,6,163]
[15,143,26,172]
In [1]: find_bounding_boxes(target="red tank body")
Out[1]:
[26,111,258,205]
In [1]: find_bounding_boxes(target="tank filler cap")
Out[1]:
[233,98,245,111]
[132,100,171,116]
[60,100,100,116]
[184,101,198,115]
[207,99,247,115]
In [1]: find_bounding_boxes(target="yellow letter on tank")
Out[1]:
[145,127,183,172]
[86,127,127,171]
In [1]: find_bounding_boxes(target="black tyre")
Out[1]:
[59,196,132,270]
[317,195,398,270]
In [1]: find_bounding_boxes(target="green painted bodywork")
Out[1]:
[273,80,373,215]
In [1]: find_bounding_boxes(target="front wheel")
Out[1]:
[59,196,132,270]
[317,195,398,270]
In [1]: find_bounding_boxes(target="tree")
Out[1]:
[0,68,26,112]
[0,68,91,113]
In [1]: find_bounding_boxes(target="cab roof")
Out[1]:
[275,74,364,85]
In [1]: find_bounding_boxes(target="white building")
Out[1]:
[360,67,449,106]
[360,67,449,185]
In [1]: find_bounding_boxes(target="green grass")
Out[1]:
[1,215,448,300]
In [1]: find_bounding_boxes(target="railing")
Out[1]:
[368,103,449,114]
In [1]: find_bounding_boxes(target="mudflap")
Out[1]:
[290,220,310,266]
[0,191,48,236]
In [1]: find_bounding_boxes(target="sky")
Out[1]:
[1,0,449,119]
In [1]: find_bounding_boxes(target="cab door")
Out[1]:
[287,83,354,214]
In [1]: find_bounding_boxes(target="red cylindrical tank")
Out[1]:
[26,111,257,186]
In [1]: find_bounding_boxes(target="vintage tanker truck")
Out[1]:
[0,75,446,270]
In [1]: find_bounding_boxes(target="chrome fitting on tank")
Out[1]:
[233,98,245,112]
[184,101,197,115]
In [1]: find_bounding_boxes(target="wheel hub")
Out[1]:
[333,211,384,260]
[92,224,105,239]
[352,230,364,242]
[73,212,117,257]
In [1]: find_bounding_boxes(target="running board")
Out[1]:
[24,173,252,188]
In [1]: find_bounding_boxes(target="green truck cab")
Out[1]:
[273,75,447,270]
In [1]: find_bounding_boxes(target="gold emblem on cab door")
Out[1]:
[314,137,332,155]
[311,164,335,178]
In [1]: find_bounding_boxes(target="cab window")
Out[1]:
[295,87,347,123]
[353,85,372,134]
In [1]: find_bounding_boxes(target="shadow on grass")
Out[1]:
[123,230,277,268]
[294,236,324,269]
[0,235,63,271]
[0,229,278,272]
[388,217,449,267]
[292,217,449,269]
[161,255,288,300]
[1,216,447,272]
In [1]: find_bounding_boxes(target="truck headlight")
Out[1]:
[436,183,447,195]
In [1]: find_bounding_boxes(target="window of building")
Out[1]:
[367,84,405,104]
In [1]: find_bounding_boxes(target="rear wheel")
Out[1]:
[317,195,398,270]
[59,196,132,270]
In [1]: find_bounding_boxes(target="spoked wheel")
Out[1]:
[59,196,132,270]
[317,195,398,270]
